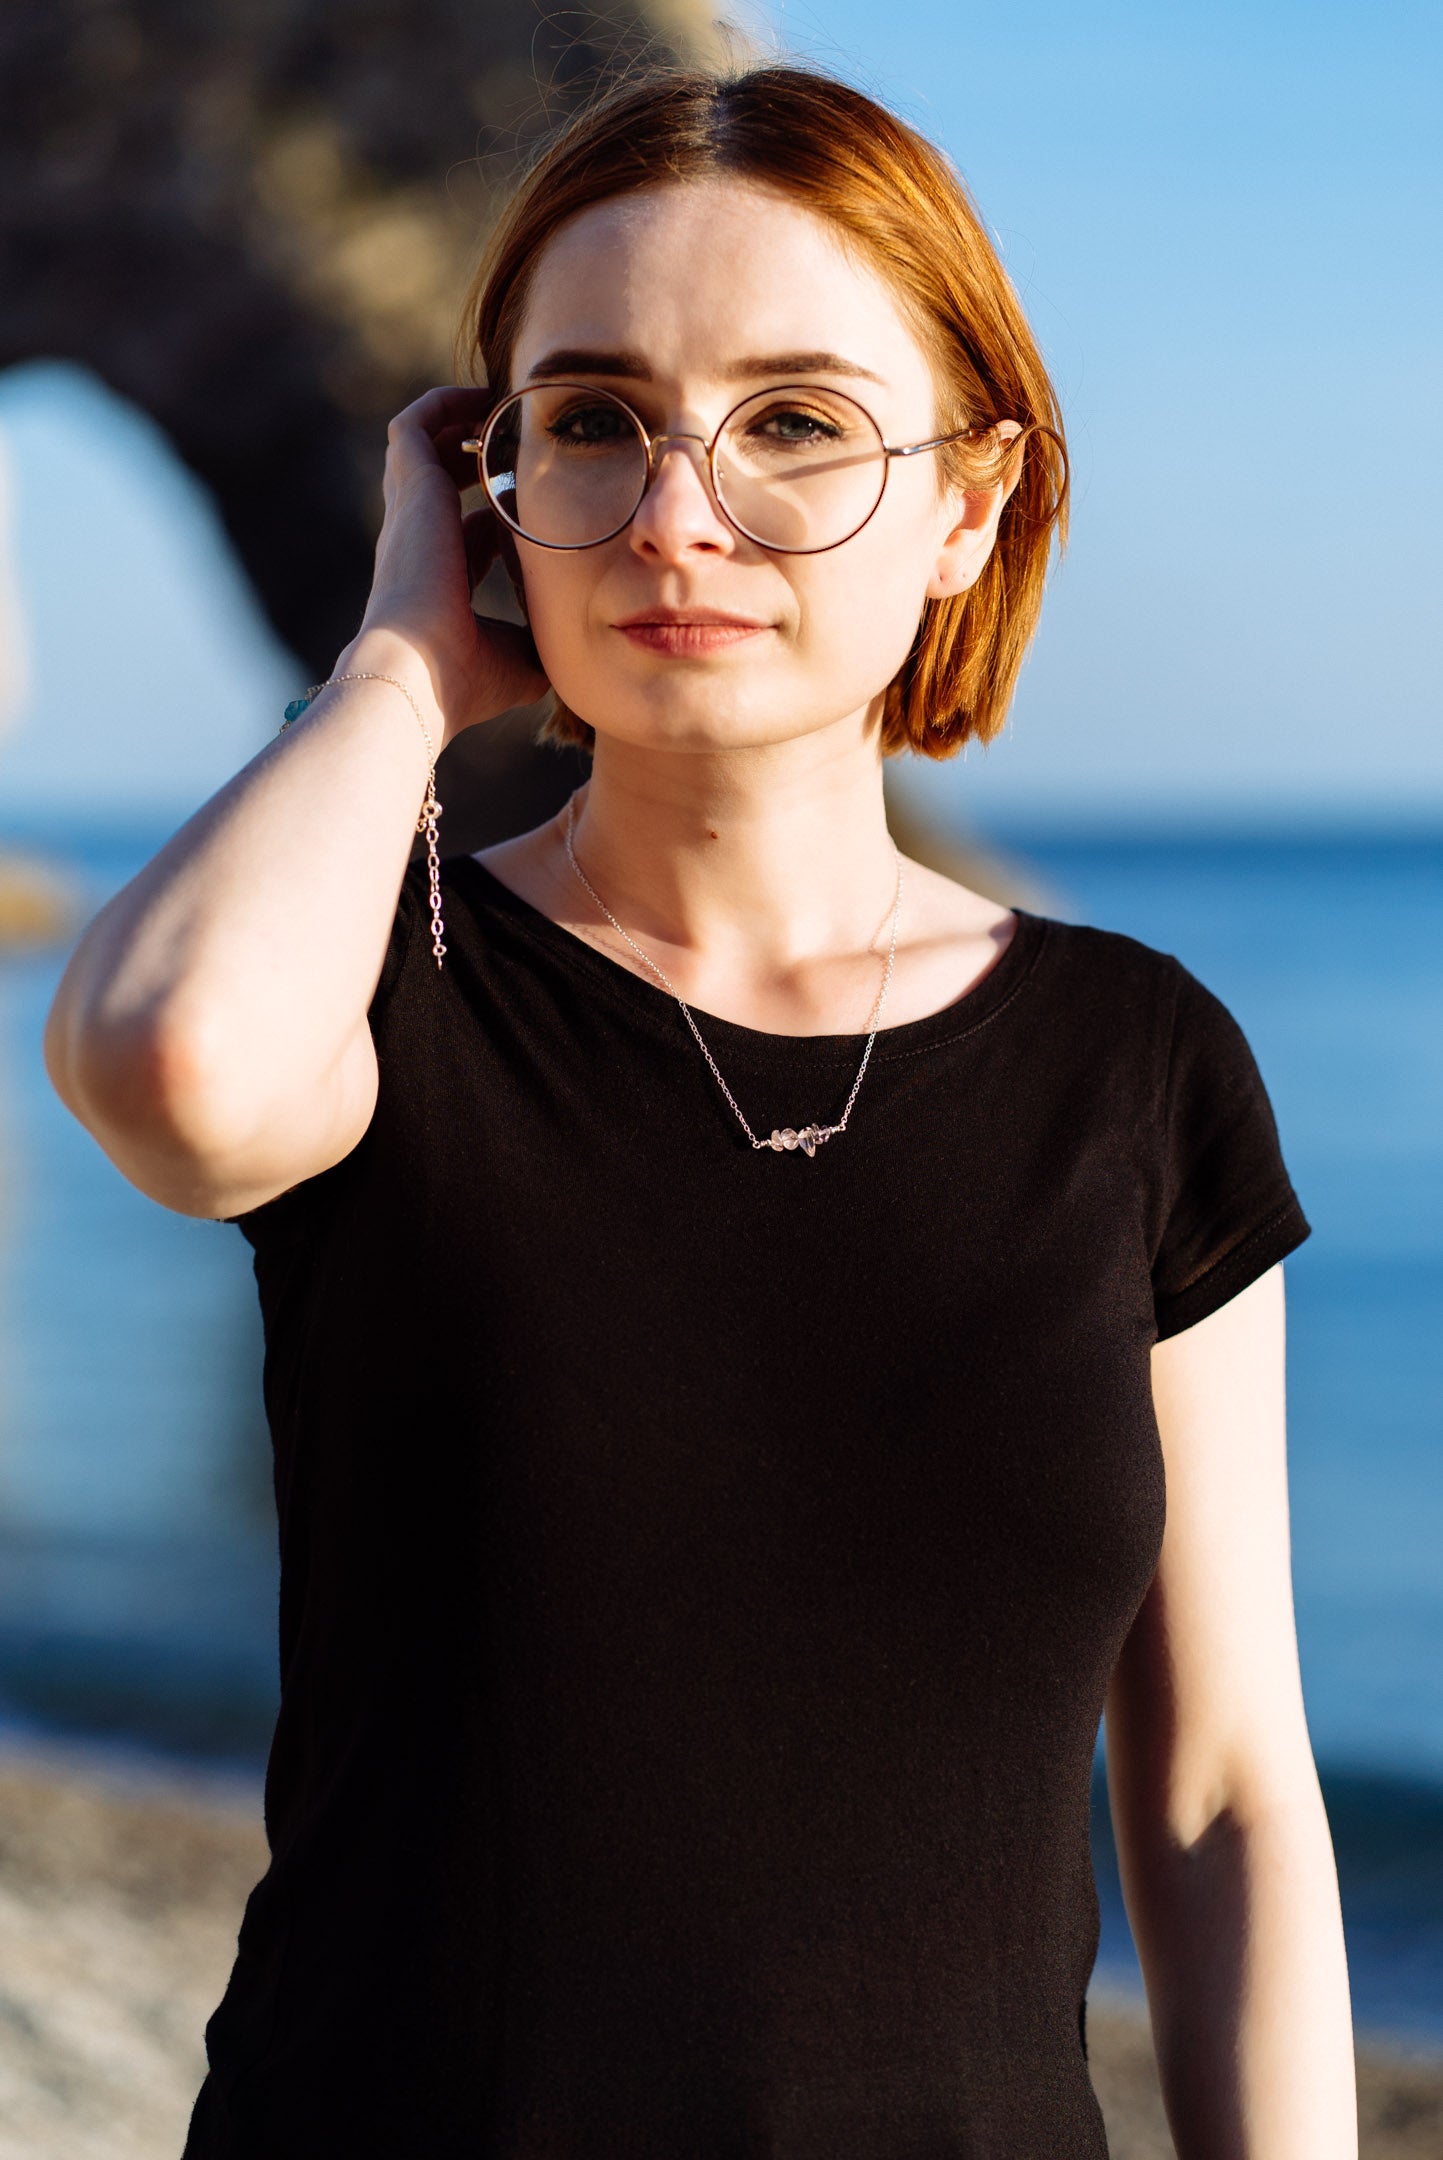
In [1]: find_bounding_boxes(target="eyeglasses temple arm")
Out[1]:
[883,423,997,459]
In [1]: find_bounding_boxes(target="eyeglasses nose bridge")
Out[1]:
[636,428,730,525]
[643,427,713,472]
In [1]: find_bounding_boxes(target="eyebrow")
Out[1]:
[523,347,888,386]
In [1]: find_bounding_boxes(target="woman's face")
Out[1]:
[505,177,1006,756]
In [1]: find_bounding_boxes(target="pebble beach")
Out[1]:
[2,1735,1441,2160]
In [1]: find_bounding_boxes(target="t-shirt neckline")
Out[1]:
[445,852,1047,1067]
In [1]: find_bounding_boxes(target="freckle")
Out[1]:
[708,829,719,840]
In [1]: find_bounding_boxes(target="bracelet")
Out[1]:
[279,672,446,970]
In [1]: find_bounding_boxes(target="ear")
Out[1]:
[925,420,1024,601]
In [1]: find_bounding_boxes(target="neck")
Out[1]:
[567,724,900,977]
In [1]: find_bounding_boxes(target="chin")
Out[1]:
[570,685,819,755]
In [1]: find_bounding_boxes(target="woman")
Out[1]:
[45,63,1356,2160]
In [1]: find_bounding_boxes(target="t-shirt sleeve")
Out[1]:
[1150,962,1311,1339]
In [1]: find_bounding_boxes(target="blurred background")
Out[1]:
[0,0,1440,2149]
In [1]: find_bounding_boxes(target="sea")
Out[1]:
[0,815,1439,2051]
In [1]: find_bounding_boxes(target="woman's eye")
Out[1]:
[748,406,845,446]
[549,404,633,446]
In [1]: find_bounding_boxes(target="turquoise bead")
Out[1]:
[282,694,315,723]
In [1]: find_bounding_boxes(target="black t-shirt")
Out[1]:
[185,850,1309,2159]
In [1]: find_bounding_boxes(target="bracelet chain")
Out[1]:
[280,671,446,969]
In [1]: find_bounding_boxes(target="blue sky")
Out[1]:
[1,0,1439,824]
[755,0,1443,823]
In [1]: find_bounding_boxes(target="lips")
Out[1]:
[613,607,772,654]
[614,606,767,627]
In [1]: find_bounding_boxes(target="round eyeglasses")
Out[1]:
[461,383,987,556]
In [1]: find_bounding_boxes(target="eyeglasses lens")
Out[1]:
[714,388,888,551]
[482,385,889,552]
[483,386,648,548]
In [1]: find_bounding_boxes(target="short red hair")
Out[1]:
[455,64,1068,758]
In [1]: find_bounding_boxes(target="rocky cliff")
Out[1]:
[1,0,731,850]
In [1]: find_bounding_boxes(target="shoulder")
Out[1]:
[900,837,1187,1007]
[1021,913,1196,1047]
[1011,917,1279,1143]
[1024,914,1260,1044]
[1015,916,1309,1324]
[908,852,1204,1054]
[1029,912,1185,990]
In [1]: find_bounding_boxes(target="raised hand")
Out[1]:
[349,385,551,750]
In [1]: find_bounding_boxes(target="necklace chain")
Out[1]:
[562,793,904,1156]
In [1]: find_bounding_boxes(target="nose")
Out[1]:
[628,434,736,562]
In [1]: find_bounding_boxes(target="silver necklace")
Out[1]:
[562,792,904,1157]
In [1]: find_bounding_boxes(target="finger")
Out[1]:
[389,383,497,436]
[385,387,497,485]
[435,423,488,493]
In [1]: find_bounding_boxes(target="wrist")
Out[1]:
[331,629,449,757]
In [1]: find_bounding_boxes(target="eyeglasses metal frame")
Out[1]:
[460,382,991,556]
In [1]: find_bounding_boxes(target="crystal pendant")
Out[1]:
[769,1125,822,1156]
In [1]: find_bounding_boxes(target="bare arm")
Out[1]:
[1105,1265,1357,2158]
[43,386,547,1221]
